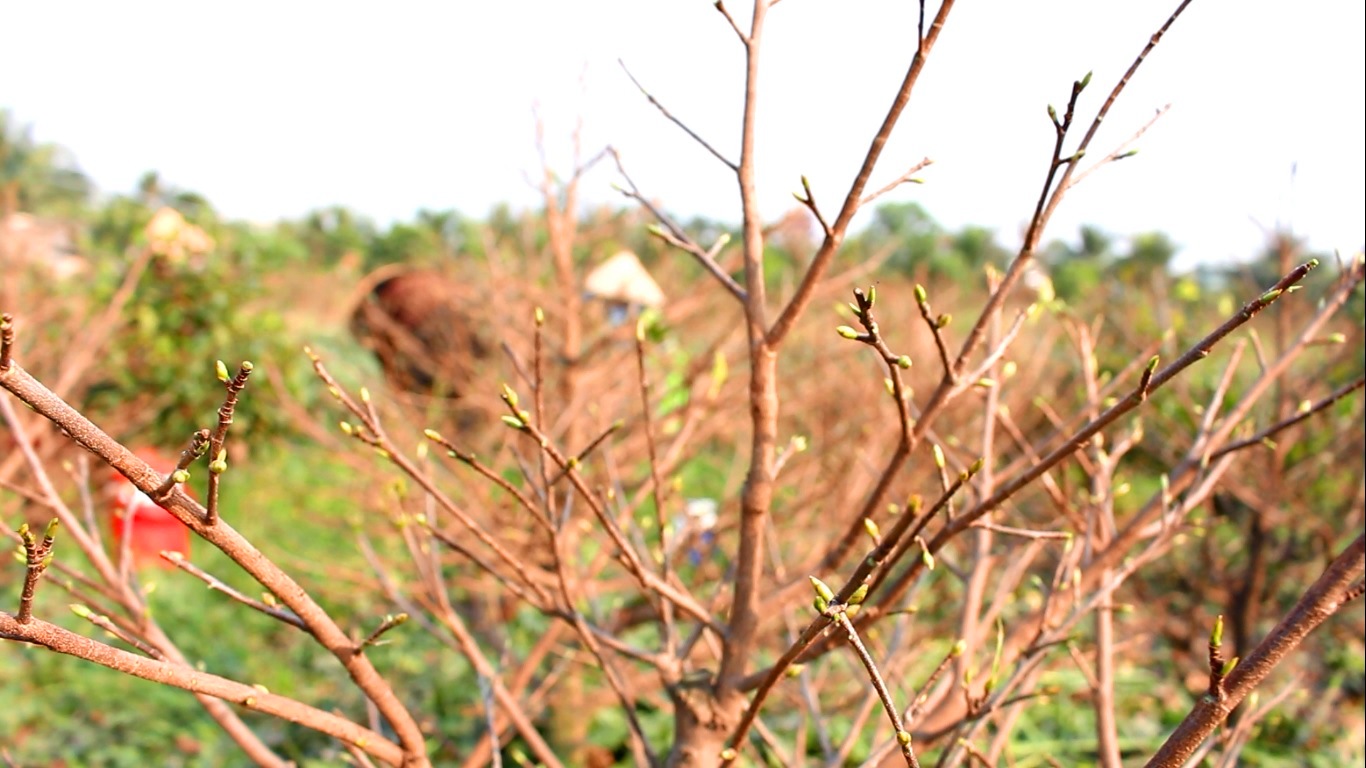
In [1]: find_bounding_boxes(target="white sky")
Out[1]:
[4,1,1363,267]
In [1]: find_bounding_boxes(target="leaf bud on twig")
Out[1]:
[863,518,881,543]
[808,576,835,603]
[848,583,869,606]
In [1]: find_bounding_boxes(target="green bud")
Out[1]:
[897,355,912,369]
[932,444,945,469]
[215,360,230,382]
[44,518,60,539]
[720,748,737,762]
[785,664,805,678]
[866,285,877,307]
[836,325,860,340]
[1079,71,1093,89]
[1221,657,1239,677]
[70,604,93,618]
[1047,104,1058,123]
[813,596,829,614]
[897,730,912,746]
[424,428,442,442]
[240,361,253,372]
[936,313,952,329]
[1259,288,1282,303]
[1210,614,1224,648]
[848,583,869,605]
[844,603,861,617]
[209,459,227,475]
[791,435,808,452]
[339,421,354,436]
[501,415,525,430]
[863,518,881,543]
[809,576,835,603]
[172,469,190,484]
[534,306,545,326]
[501,383,519,408]
[952,639,967,657]
[914,284,928,305]
[968,457,985,476]
[359,386,371,404]
[921,546,935,571]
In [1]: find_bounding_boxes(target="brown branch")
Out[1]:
[0,613,405,766]
[1145,533,1365,767]
[609,148,747,302]
[860,157,933,209]
[1210,374,1365,460]
[161,551,307,630]
[0,361,431,765]
[767,0,957,348]
[206,360,253,526]
[620,59,737,170]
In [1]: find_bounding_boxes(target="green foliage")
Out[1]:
[0,110,92,216]
[83,213,298,447]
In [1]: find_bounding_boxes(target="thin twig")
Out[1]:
[620,59,737,170]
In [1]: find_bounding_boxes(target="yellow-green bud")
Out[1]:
[863,518,881,543]
[848,583,869,605]
[215,360,230,382]
[809,576,835,603]
[836,325,860,340]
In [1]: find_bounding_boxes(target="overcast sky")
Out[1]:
[3,1,1362,267]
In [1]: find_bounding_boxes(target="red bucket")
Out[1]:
[107,449,191,569]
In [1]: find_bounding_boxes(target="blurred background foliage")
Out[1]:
[1,108,1362,766]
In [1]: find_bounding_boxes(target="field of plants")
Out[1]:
[1,3,1363,767]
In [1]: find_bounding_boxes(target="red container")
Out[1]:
[108,449,191,569]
